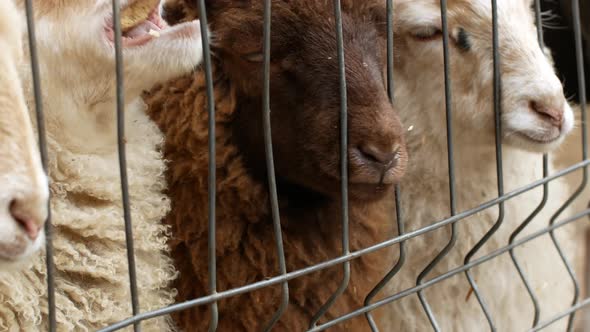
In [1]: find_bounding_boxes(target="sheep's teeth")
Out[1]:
[149,29,160,38]
[120,0,160,32]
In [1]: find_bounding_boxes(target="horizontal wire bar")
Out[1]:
[529,297,590,332]
[308,208,590,332]
[97,161,590,332]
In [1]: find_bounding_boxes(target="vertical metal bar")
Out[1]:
[23,1,55,331]
[384,0,394,103]
[309,0,350,327]
[543,1,587,330]
[463,0,504,330]
[364,3,406,330]
[508,164,546,323]
[534,0,544,47]
[508,158,545,327]
[413,1,457,330]
[111,1,141,331]
[260,0,290,330]
[364,189,404,332]
[508,1,546,327]
[195,1,219,331]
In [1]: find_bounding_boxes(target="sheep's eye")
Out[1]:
[454,28,471,51]
[411,27,443,41]
[242,53,265,63]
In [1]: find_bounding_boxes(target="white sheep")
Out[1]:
[0,0,48,270]
[0,0,202,330]
[375,0,583,331]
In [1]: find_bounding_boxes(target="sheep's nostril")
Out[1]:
[9,200,42,241]
[358,144,399,169]
[529,100,563,128]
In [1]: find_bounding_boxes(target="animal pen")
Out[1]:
[19,0,590,331]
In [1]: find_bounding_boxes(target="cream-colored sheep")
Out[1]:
[0,0,48,271]
[371,0,584,331]
[0,0,202,330]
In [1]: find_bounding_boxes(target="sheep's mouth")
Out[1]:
[105,0,167,47]
[323,167,404,200]
[514,130,562,145]
[347,148,407,186]
[0,233,29,261]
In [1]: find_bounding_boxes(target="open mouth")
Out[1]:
[105,0,168,47]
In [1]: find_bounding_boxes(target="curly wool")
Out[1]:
[0,0,204,329]
[145,65,399,331]
[0,97,178,331]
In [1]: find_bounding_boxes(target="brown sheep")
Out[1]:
[146,0,408,330]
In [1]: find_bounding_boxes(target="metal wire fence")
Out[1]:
[19,0,590,331]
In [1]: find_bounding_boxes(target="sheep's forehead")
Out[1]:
[396,0,536,45]
[396,0,533,26]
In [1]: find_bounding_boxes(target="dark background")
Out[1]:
[541,0,590,102]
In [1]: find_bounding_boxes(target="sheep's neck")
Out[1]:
[398,95,545,225]
[20,60,145,155]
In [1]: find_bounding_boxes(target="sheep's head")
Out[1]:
[27,0,203,101]
[0,0,48,268]
[205,0,407,201]
[394,0,574,152]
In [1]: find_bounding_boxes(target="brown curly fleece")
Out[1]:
[146,1,406,331]
[147,71,400,331]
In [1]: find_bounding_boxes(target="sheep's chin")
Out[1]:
[348,183,395,202]
[319,177,395,202]
[0,257,35,271]
[0,232,44,270]
[318,168,403,202]
[503,133,567,153]
[501,104,575,153]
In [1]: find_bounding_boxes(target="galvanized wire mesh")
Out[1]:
[19,0,590,331]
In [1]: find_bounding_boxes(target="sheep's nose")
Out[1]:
[357,143,400,171]
[530,100,564,128]
[9,199,45,240]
